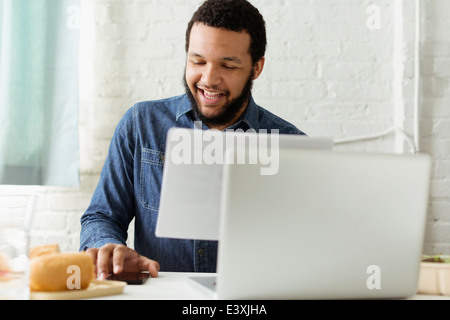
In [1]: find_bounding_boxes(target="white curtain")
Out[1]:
[0,0,80,186]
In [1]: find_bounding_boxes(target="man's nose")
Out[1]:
[201,64,222,88]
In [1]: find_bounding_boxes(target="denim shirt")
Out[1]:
[80,93,305,272]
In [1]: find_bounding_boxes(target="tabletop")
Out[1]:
[91,272,213,300]
[89,272,450,301]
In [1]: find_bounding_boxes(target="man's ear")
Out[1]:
[252,57,265,80]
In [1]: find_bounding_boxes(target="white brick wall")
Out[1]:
[419,1,450,254]
[1,0,449,255]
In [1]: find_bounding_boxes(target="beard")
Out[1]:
[183,70,254,128]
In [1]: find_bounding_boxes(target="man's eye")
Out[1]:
[191,61,205,65]
[223,65,237,70]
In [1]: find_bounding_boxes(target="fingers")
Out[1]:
[126,248,160,278]
[96,243,118,280]
[111,244,128,275]
[85,244,161,280]
[84,244,125,279]
[145,259,160,278]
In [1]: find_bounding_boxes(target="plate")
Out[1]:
[30,280,126,300]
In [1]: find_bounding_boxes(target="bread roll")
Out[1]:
[29,252,95,292]
[29,244,61,259]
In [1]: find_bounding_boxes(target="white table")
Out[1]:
[91,272,450,300]
[92,272,213,300]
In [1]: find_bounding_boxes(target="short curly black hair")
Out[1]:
[185,0,267,65]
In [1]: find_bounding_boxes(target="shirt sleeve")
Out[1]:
[80,107,136,251]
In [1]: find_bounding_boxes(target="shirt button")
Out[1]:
[198,249,204,256]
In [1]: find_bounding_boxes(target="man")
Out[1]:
[80,0,305,279]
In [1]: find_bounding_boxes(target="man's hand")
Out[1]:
[85,244,160,280]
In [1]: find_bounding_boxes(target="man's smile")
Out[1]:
[197,87,227,105]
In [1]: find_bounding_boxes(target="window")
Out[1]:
[0,0,80,186]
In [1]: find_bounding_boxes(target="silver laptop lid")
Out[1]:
[217,148,431,299]
[156,128,333,240]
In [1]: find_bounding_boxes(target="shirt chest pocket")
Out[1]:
[139,148,164,211]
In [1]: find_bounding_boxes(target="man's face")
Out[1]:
[185,23,264,130]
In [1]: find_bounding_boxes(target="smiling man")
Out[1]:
[184,22,264,130]
[80,0,305,279]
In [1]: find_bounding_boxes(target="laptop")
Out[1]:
[156,128,333,240]
[192,148,431,299]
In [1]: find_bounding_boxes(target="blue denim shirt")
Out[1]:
[80,93,305,272]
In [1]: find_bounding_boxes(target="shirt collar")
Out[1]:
[176,93,260,131]
[228,95,260,131]
[176,94,193,121]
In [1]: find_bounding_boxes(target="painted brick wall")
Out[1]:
[1,0,448,255]
[419,0,450,254]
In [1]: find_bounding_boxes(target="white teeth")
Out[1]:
[204,90,221,97]
[202,90,223,100]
